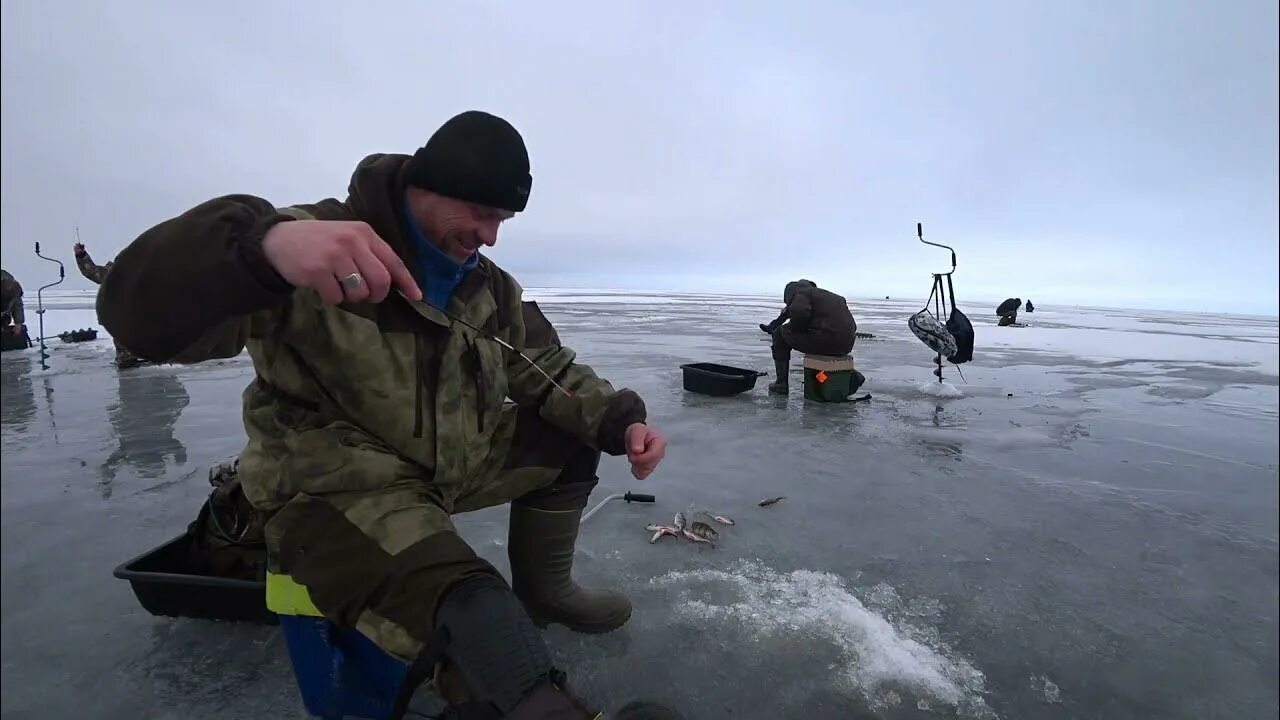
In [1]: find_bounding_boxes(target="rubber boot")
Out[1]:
[508,503,632,633]
[767,357,789,395]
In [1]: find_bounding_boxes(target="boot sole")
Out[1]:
[528,604,633,634]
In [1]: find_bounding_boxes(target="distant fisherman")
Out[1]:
[758,279,858,395]
[997,297,1022,327]
[0,268,32,352]
[73,242,143,369]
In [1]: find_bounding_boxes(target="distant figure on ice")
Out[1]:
[996,297,1022,327]
[0,268,32,352]
[1025,299,1035,313]
[74,242,143,369]
[759,279,858,395]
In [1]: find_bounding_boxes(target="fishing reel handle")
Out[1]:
[622,492,655,504]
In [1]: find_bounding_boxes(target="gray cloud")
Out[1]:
[3,0,1277,314]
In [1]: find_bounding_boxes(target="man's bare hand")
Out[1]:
[624,422,666,480]
[262,220,423,305]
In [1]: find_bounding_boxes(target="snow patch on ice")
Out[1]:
[917,381,964,398]
[650,559,996,718]
[1030,674,1062,704]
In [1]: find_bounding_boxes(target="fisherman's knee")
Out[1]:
[429,574,613,717]
[268,495,503,639]
[771,340,791,362]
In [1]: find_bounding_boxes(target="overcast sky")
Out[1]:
[2,1,1277,314]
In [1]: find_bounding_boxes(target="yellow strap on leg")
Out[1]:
[265,571,324,617]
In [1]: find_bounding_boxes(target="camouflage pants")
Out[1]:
[263,406,599,661]
[771,325,855,362]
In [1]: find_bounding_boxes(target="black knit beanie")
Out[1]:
[403,110,532,213]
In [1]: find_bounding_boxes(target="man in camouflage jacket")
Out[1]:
[1,268,25,330]
[74,243,143,369]
[1,268,32,352]
[97,111,672,718]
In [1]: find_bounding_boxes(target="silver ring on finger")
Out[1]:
[340,272,364,289]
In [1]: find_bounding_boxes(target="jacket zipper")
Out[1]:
[413,333,425,438]
[470,336,485,434]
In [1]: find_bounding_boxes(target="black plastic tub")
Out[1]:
[680,362,767,396]
[113,534,277,626]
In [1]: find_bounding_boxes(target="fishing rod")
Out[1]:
[417,295,659,526]
[33,238,67,370]
[396,289,575,398]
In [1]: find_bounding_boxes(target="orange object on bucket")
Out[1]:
[815,370,829,383]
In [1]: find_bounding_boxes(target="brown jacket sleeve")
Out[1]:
[502,285,647,456]
[96,194,351,363]
[786,287,815,331]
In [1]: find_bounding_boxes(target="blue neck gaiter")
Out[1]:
[403,198,478,308]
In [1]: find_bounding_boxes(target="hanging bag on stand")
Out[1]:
[909,301,958,359]
[907,223,975,378]
[943,274,974,364]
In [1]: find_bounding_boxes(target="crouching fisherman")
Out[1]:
[1,268,32,351]
[759,279,859,395]
[996,297,1022,327]
[97,110,679,718]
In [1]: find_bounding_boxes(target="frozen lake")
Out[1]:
[2,289,1277,719]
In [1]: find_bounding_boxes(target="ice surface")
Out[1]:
[2,290,1277,719]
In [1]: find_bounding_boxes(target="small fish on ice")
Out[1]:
[699,511,735,526]
[645,524,680,543]
[688,520,719,543]
[681,528,715,547]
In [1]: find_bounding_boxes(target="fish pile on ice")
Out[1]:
[645,510,734,548]
[644,497,786,548]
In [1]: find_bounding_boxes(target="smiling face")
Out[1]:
[406,187,515,263]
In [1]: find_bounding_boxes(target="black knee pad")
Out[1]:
[433,575,556,715]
